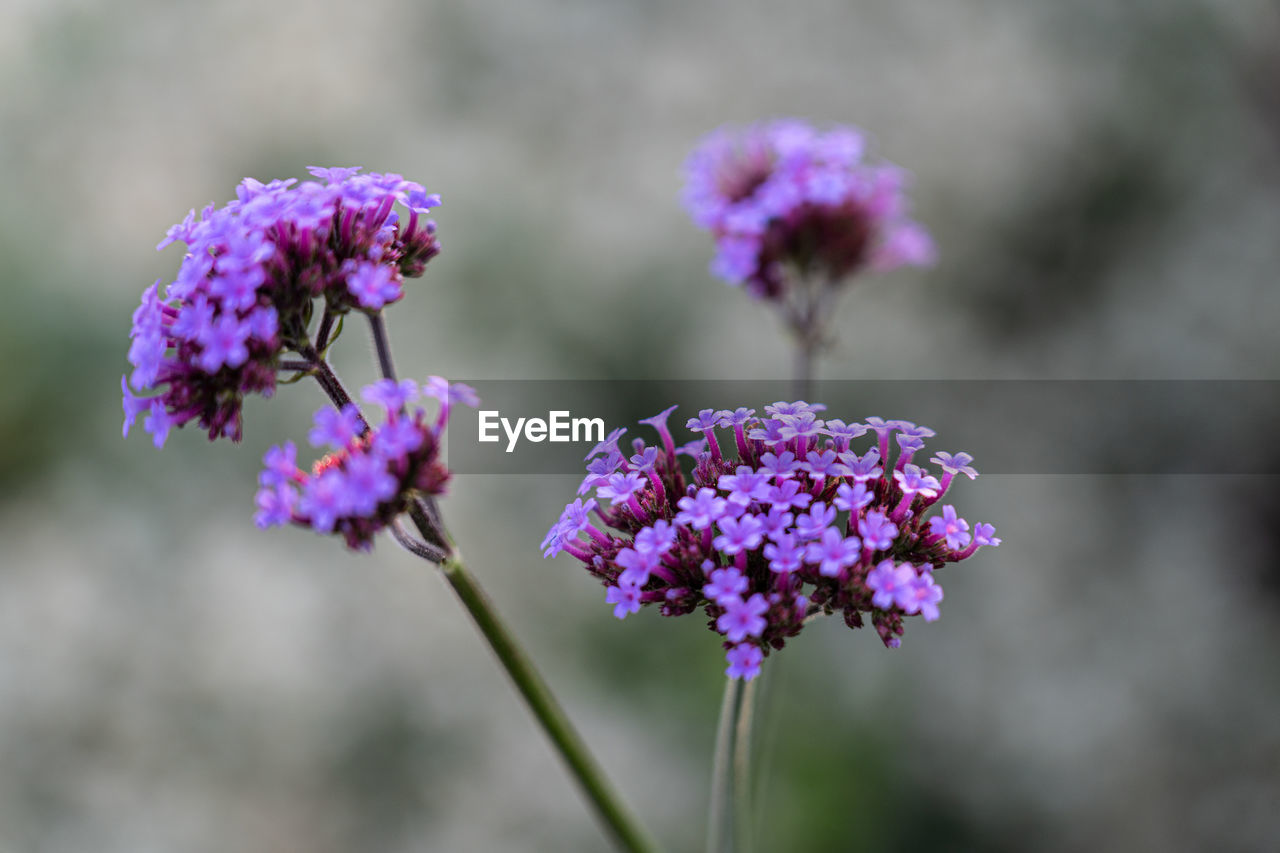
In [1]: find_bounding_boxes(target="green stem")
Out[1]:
[426,543,661,853]
[707,676,758,853]
[793,334,816,401]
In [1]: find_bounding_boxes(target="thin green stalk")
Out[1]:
[707,676,757,853]
[793,334,816,401]
[427,544,661,853]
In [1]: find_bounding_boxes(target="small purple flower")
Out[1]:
[142,402,175,448]
[716,593,769,642]
[196,313,252,372]
[373,417,427,458]
[309,403,364,449]
[362,378,420,414]
[638,404,680,458]
[765,479,812,512]
[344,260,403,310]
[929,505,971,550]
[719,407,756,427]
[422,376,480,409]
[578,450,624,496]
[805,527,861,578]
[254,483,296,528]
[259,442,299,487]
[974,523,1001,547]
[676,437,709,458]
[863,417,897,440]
[120,377,153,438]
[822,418,868,449]
[895,421,936,440]
[597,471,647,506]
[842,449,883,482]
[725,643,763,680]
[170,295,215,341]
[793,502,836,541]
[616,548,659,587]
[858,510,899,551]
[686,409,722,432]
[713,514,765,555]
[932,451,979,481]
[895,433,926,459]
[630,446,660,473]
[307,165,364,184]
[765,401,826,418]
[634,520,676,557]
[719,465,772,507]
[606,583,643,619]
[542,497,599,557]
[246,305,278,342]
[759,450,800,479]
[763,533,805,574]
[801,449,849,478]
[777,412,824,442]
[156,208,197,251]
[866,560,915,610]
[893,465,940,499]
[704,567,748,605]
[899,571,943,621]
[585,427,627,461]
[833,482,874,513]
[299,469,349,534]
[759,506,795,541]
[341,452,399,516]
[872,221,936,271]
[675,488,728,530]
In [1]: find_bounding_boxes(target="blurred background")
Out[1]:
[2,0,1279,850]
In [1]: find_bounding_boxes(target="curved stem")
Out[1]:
[429,542,661,853]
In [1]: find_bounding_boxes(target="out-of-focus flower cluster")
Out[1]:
[682,119,934,299]
[543,403,998,680]
[255,377,477,551]
[123,167,441,446]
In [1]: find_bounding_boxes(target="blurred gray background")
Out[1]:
[2,0,1279,850]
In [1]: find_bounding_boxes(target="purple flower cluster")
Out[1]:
[543,403,999,680]
[682,120,935,299]
[123,167,442,446]
[255,377,477,551]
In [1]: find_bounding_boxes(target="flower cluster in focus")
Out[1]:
[123,167,441,446]
[543,403,998,680]
[255,377,477,551]
[682,120,934,299]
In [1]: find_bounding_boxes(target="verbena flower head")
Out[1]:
[123,167,441,446]
[254,376,476,551]
[682,119,934,300]
[544,403,998,680]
